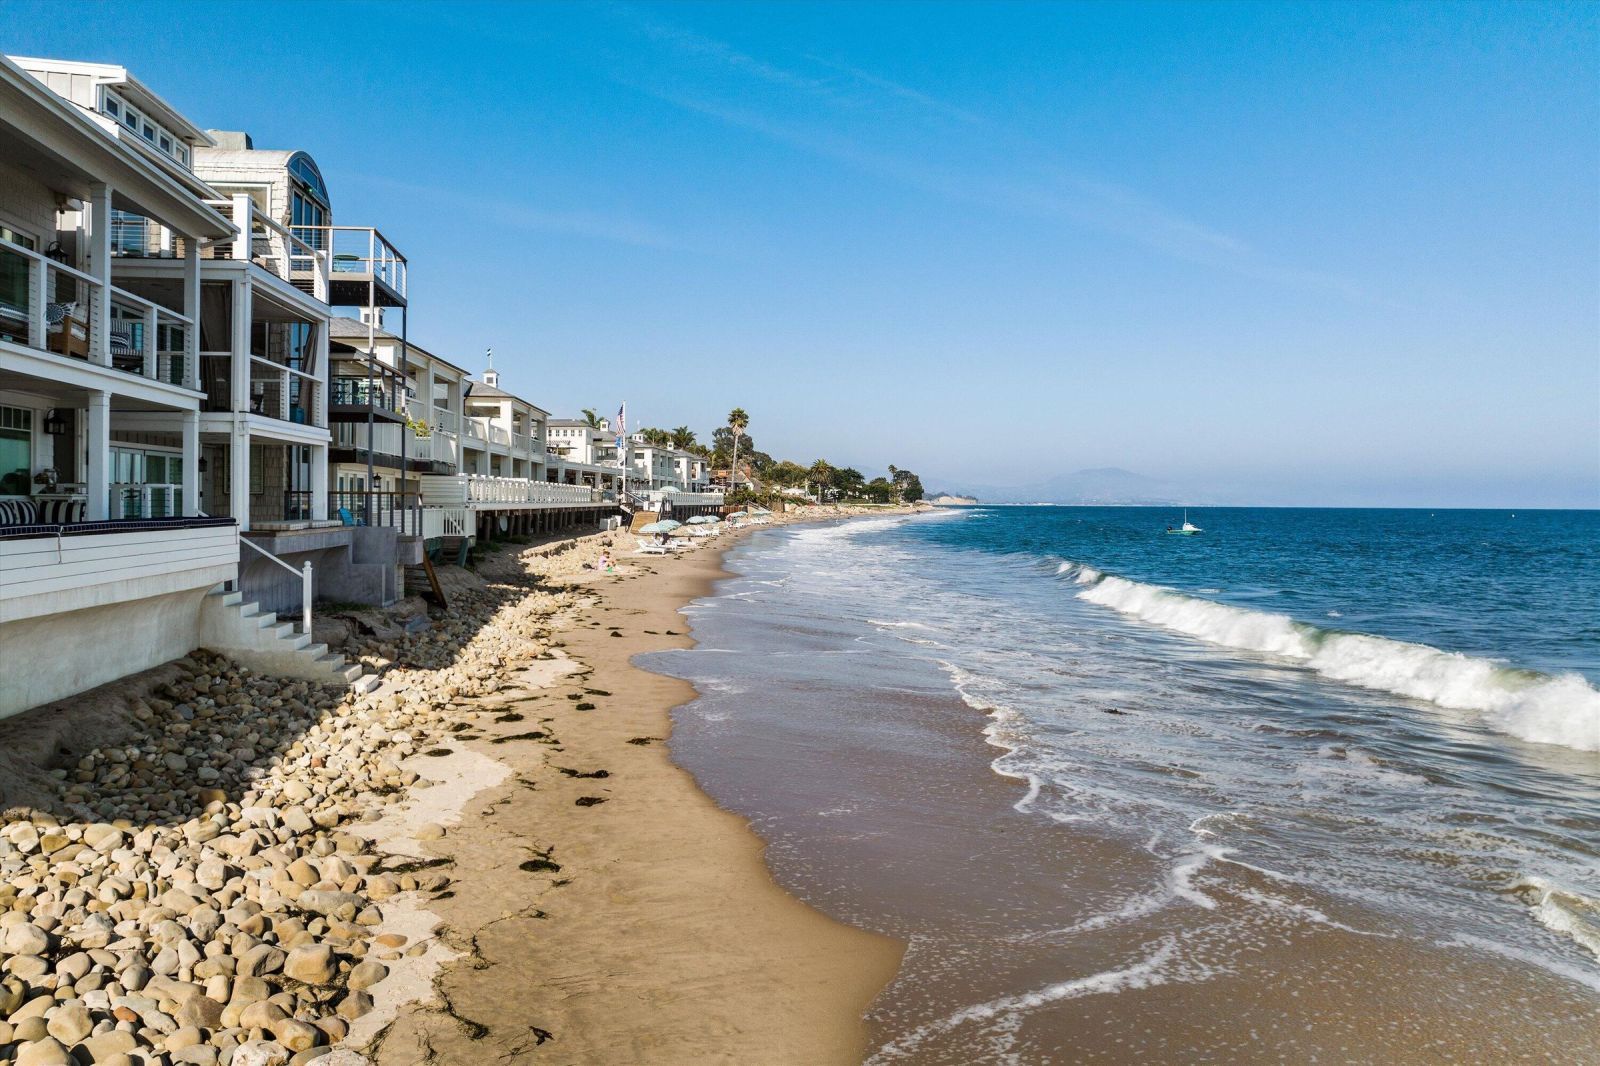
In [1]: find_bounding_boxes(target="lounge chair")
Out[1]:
[634,537,670,555]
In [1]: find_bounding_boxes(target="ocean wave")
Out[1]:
[1063,567,1600,753]
[867,939,1184,1062]
[1512,875,1600,962]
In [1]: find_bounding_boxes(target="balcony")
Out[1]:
[331,422,455,471]
[204,196,329,301]
[419,474,601,510]
[329,375,406,420]
[198,353,323,427]
[0,242,197,391]
[302,226,407,309]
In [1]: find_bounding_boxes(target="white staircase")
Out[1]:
[200,590,381,695]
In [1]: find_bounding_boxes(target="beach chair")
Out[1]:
[634,537,670,555]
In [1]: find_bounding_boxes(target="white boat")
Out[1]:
[1166,510,1203,535]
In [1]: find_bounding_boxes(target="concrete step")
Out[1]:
[199,595,373,695]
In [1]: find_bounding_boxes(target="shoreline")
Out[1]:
[0,506,916,1066]
[372,511,910,1063]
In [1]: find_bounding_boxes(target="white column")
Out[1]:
[230,425,251,532]
[309,442,328,521]
[85,390,109,520]
[230,195,253,262]
[181,410,199,515]
[314,321,329,429]
[182,239,201,390]
[230,279,251,413]
[84,184,113,366]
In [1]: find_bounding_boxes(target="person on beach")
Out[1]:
[599,551,613,572]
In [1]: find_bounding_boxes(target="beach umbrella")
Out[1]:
[725,511,747,519]
[638,519,682,534]
[687,515,719,524]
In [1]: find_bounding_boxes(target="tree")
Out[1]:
[766,460,808,488]
[831,466,865,498]
[670,425,697,450]
[808,459,834,500]
[580,408,602,429]
[640,427,672,446]
[891,466,925,503]
[863,477,896,503]
[727,408,749,487]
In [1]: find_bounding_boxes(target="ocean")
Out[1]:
[645,507,1600,1062]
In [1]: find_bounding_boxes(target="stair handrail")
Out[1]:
[240,535,313,635]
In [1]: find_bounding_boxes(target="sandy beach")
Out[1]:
[0,508,911,1066]
[373,518,905,1064]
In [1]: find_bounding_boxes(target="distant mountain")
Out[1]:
[939,467,1204,506]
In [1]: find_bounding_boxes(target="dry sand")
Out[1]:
[373,515,908,1064]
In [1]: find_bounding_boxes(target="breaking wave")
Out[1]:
[1055,563,1600,753]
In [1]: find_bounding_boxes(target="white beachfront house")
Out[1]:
[624,436,721,516]
[0,57,367,717]
[327,314,469,527]
[545,417,624,497]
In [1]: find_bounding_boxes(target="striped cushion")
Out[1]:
[35,499,85,523]
[0,499,38,525]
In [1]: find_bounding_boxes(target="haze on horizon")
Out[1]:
[10,0,1596,508]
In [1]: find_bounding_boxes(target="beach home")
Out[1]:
[0,56,366,717]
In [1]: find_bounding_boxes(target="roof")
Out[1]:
[464,378,550,417]
[326,317,467,374]
[8,57,215,146]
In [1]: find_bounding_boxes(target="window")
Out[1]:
[105,97,120,119]
[0,406,32,497]
[142,122,156,142]
[159,134,172,152]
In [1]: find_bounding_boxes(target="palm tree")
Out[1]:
[809,459,834,501]
[580,408,602,429]
[727,408,749,489]
[670,425,696,450]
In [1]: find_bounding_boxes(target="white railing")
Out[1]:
[249,357,322,426]
[307,226,408,298]
[209,196,330,300]
[429,405,461,435]
[416,505,470,540]
[110,482,182,519]
[487,423,511,447]
[660,490,726,506]
[0,241,97,358]
[109,286,195,388]
[511,431,533,454]
[419,474,599,508]
[239,536,313,635]
[462,417,487,443]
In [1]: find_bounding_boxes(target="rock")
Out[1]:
[44,1000,93,1044]
[237,943,286,977]
[295,891,361,919]
[231,1040,291,1066]
[80,1030,139,1062]
[239,1000,287,1029]
[335,990,373,1020]
[166,1025,204,1050]
[15,1037,73,1066]
[4,922,51,955]
[282,944,336,985]
[14,1016,50,1041]
[413,823,445,840]
[176,994,225,1029]
[345,959,387,991]
[271,1017,320,1052]
[172,1047,221,1065]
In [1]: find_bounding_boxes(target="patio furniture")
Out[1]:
[46,302,88,359]
[0,497,87,525]
[633,537,670,555]
[337,507,365,527]
[109,321,141,371]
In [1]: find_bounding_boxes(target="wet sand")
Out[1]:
[374,518,905,1064]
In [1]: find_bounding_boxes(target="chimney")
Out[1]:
[206,130,254,150]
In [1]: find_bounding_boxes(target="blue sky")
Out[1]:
[8,1,1597,505]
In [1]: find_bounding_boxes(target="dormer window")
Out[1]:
[99,87,191,168]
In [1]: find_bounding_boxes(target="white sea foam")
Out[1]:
[867,940,1183,1062]
[1513,875,1600,962]
[1071,570,1600,752]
